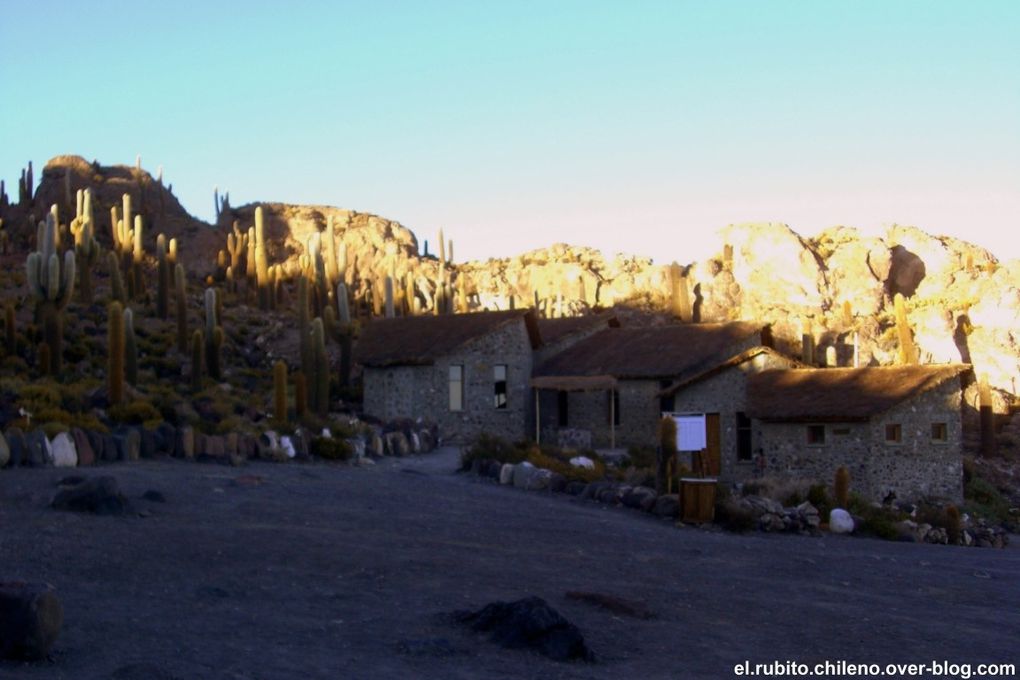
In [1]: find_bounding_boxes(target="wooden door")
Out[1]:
[704,413,721,476]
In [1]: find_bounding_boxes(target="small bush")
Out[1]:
[311,437,352,461]
[462,433,526,469]
[964,477,1011,524]
[109,400,162,425]
[626,445,656,469]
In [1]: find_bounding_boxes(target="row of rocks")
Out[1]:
[896,519,1009,548]
[737,495,823,535]
[0,418,440,471]
[469,459,681,518]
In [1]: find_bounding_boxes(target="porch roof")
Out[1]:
[529,375,618,391]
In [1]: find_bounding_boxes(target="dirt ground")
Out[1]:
[1,449,1018,680]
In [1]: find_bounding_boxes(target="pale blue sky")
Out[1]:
[2,1,1018,262]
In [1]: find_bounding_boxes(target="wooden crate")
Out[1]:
[680,477,717,523]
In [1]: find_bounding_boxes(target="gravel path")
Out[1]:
[1,449,1017,679]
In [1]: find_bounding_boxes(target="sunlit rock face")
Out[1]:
[6,156,1017,400]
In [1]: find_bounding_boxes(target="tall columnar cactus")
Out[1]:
[334,283,353,389]
[255,206,271,309]
[448,238,454,265]
[384,275,395,318]
[191,330,204,392]
[4,302,15,355]
[108,302,125,405]
[841,300,853,328]
[894,293,918,365]
[156,234,170,319]
[309,318,329,416]
[124,307,138,386]
[298,275,311,378]
[273,360,288,422]
[131,214,146,299]
[438,228,446,264]
[834,466,850,509]
[668,262,692,322]
[204,288,223,380]
[70,189,100,304]
[226,221,248,279]
[26,212,76,375]
[657,416,678,495]
[109,251,126,303]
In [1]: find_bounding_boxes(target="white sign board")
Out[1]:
[674,414,706,451]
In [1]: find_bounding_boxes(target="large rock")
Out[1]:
[24,431,51,467]
[652,494,680,518]
[113,429,140,462]
[70,428,95,466]
[0,582,63,660]
[5,428,26,467]
[512,462,537,489]
[498,463,515,485]
[51,476,130,515]
[622,486,657,512]
[829,508,855,534]
[50,433,77,468]
[454,596,594,662]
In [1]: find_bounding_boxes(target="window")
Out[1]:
[449,365,463,411]
[659,379,675,414]
[493,365,507,409]
[608,389,621,426]
[931,422,948,442]
[885,423,902,444]
[806,425,825,445]
[736,412,752,461]
[557,391,568,427]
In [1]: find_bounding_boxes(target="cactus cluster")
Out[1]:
[70,189,100,304]
[26,210,76,375]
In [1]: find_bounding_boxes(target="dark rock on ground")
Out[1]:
[0,581,63,660]
[51,476,130,516]
[652,494,680,518]
[24,430,50,467]
[548,473,567,493]
[71,428,95,466]
[454,596,594,662]
[565,481,586,496]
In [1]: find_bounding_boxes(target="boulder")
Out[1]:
[525,468,553,491]
[499,463,515,485]
[138,428,159,459]
[569,456,595,470]
[70,428,94,467]
[0,431,9,468]
[622,486,657,511]
[205,435,226,459]
[795,501,821,529]
[84,429,106,462]
[6,428,26,466]
[24,430,51,467]
[453,596,594,662]
[155,423,177,455]
[50,433,77,468]
[291,429,312,460]
[565,481,586,496]
[280,436,297,459]
[51,476,129,515]
[739,495,785,518]
[113,429,140,462]
[176,426,195,459]
[512,462,536,489]
[369,433,384,457]
[652,494,680,518]
[100,434,118,462]
[829,508,855,534]
[0,582,63,660]
[386,431,411,457]
[547,473,567,494]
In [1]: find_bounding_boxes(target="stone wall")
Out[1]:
[362,318,534,443]
[758,377,964,503]
[670,351,796,483]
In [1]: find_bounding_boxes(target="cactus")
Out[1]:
[254,206,271,309]
[131,214,146,299]
[204,288,223,380]
[945,504,961,545]
[894,293,918,365]
[800,317,815,365]
[834,466,850,509]
[108,302,125,405]
[191,329,204,392]
[298,276,311,377]
[156,234,170,318]
[657,416,678,494]
[109,251,126,303]
[26,211,76,375]
[124,307,138,386]
[226,221,248,279]
[4,302,15,355]
[70,189,100,304]
[438,228,445,264]
[308,318,329,416]
[384,275,395,318]
[722,243,734,269]
[294,372,307,419]
[273,360,288,422]
[841,300,853,328]
[668,262,692,322]
[174,264,188,352]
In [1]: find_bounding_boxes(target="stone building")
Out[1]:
[747,365,972,503]
[656,346,800,482]
[355,310,541,443]
[532,322,770,449]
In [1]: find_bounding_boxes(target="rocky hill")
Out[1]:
[3,155,1017,405]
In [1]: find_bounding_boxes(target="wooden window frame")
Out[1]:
[884,423,902,445]
[493,364,508,410]
[806,424,826,446]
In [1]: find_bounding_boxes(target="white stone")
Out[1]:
[51,432,77,468]
[829,508,855,534]
[280,436,297,459]
[499,463,515,485]
[321,428,332,438]
[570,456,595,469]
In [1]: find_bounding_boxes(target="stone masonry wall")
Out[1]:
[759,377,964,503]
[670,352,796,483]
[362,319,534,444]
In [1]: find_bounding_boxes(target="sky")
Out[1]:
[1,1,1018,263]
